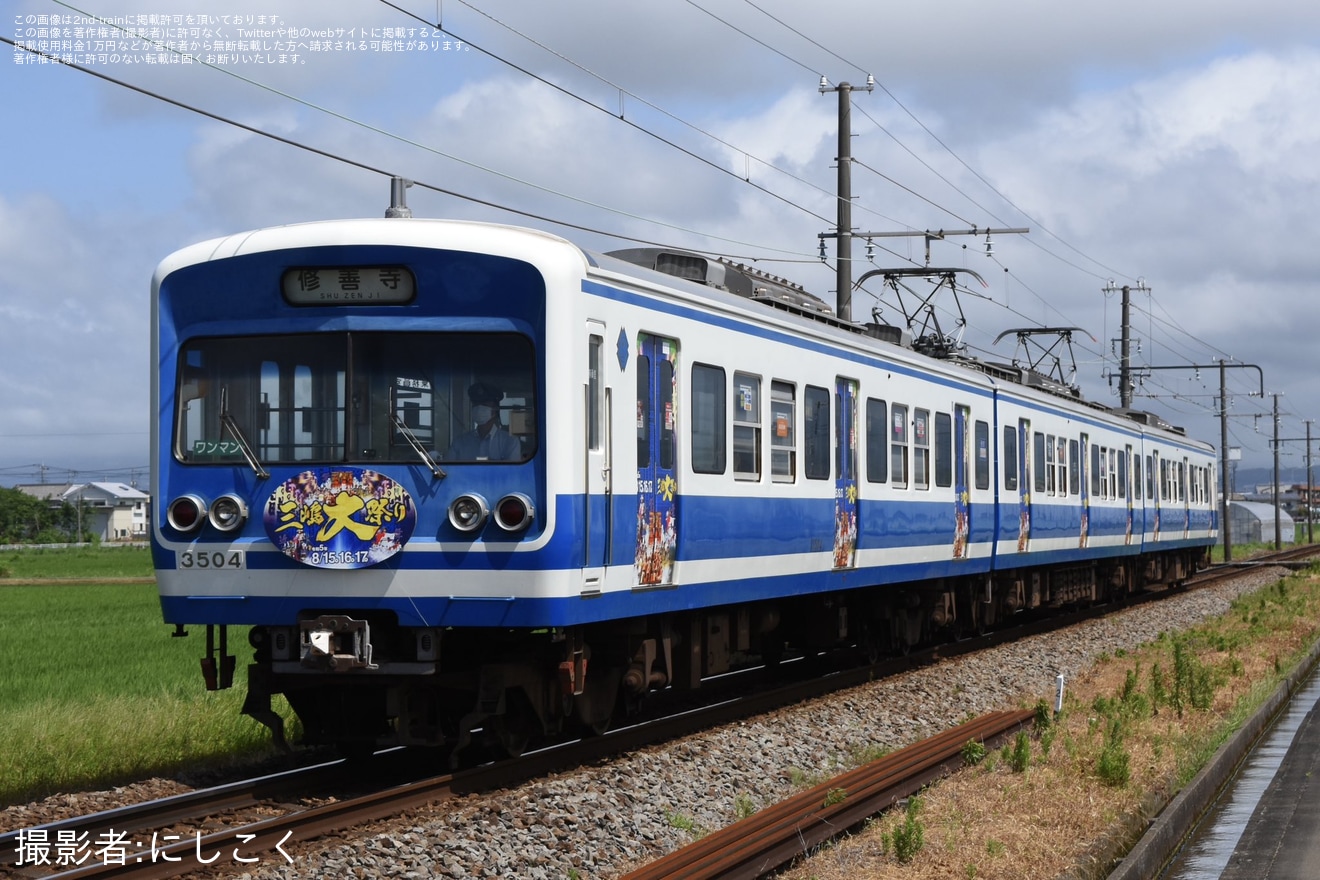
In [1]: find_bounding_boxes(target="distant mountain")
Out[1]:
[1232,466,1315,494]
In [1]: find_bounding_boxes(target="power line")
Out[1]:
[381,0,840,228]
[3,32,810,260]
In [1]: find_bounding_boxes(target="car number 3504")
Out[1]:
[179,550,246,570]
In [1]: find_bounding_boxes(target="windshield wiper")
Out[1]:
[389,390,446,480]
[219,386,270,480]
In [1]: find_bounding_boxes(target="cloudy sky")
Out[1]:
[5,0,1320,489]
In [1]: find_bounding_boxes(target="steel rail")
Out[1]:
[621,709,1036,880]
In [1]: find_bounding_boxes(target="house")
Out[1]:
[15,481,150,543]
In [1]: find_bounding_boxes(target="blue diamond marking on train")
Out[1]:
[617,327,629,370]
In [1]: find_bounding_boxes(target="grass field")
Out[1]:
[0,544,154,579]
[0,547,296,807]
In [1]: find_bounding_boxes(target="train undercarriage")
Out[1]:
[221,547,1209,762]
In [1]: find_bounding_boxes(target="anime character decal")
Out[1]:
[263,467,417,569]
[833,378,859,569]
[635,334,678,586]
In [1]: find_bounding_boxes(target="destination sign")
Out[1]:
[281,266,416,305]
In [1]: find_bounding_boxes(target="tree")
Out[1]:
[0,486,82,543]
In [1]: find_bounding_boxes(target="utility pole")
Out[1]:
[1132,361,1264,562]
[1103,280,1150,409]
[1273,393,1282,550]
[1272,418,1314,545]
[819,76,873,321]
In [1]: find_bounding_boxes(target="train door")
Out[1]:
[953,404,970,559]
[1152,450,1163,541]
[583,324,611,591]
[1124,444,1135,544]
[833,377,858,569]
[1016,417,1032,552]
[635,334,678,587]
[1188,459,1198,540]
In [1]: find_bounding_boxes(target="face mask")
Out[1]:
[472,405,493,423]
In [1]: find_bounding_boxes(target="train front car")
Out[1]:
[150,219,589,758]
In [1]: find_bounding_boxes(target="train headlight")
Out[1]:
[448,493,489,533]
[494,493,535,532]
[166,495,207,532]
[208,494,249,533]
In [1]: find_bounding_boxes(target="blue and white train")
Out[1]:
[150,214,1217,756]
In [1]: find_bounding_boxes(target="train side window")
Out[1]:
[1119,447,1129,499]
[690,363,726,474]
[866,398,888,483]
[1090,443,1101,497]
[1134,455,1143,501]
[1108,449,1118,499]
[974,419,990,490]
[1069,439,1080,496]
[934,412,952,488]
[588,335,602,451]
[770,381,796,482]
[1034,432,1047,494]
[913,408,930,490]
[1003,425,1018,491]
[1147,455,1155,500]
[892,404,909,489]
[804,385,830,480]
[733,372,761,481]
[658,358,675,470]
[1056,437,1068,497]
[1044,434,1057,494]
[637,354,651,469]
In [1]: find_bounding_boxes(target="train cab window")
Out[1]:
[770,381,796,482]
[934,412,952,488]
[804,385,830,480]
[1069,439,1080,496]
[690,364,726,474]
[1003,425,1018,491]
[1034,433,1048,494]
[733,372,762,480]
[175,331,537,466]
[866,398,888,484]
[974,420,990,490]
[892,404,909,488]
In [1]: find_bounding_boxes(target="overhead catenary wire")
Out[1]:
[50,3,1238,402]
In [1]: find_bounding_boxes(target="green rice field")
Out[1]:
[0,547,296,807]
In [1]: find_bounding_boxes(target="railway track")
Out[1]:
[620,709,1036,880]
[6,547,1314,879]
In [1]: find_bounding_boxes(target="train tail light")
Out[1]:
[208,494,249,532]
[494,493,535,532]
[448,493,490,533]
[166,495,207,532]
